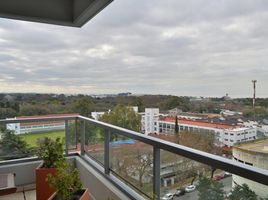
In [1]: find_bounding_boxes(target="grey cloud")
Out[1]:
[0,0,268,97]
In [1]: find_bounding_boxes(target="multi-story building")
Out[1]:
[6,114,78,134]
[141,108,159,135]
[232,139,268,198]
[141,109,257,147]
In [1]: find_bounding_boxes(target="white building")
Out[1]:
[6,114,78,134]
[158,117,257,147]
[141,108,159,135]
[232,139,268,198]
[258,125,268,137]
[91,112,105,121]
[220,109,243,116]
[130,106,138,113]
[141,108,257,147]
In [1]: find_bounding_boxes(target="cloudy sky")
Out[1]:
[0,0,268,97]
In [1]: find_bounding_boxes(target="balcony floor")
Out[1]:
[0,190,35,200]
[0,184,36,200]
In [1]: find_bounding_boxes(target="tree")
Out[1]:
[101,105,140,132]
[197,176,225,200]
[229,184,258,200]
[0,130,33,160]
[20,105,51,116]
[178,131,215,153]
[0,108,16,119]
[174,115,179,135]
[111,146,152,189]
[71,96,94,117]
[260,196,268,200]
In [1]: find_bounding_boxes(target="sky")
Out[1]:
[0,0,268,97]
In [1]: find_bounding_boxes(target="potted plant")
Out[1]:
[47,160,89,200]
[36,137,65,200]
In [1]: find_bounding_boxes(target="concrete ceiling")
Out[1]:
[0,0,113,27]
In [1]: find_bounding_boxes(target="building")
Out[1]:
[159,117,257,147]
[220,109,243,116]
[141,108,159,135]
[232,139,268,198]
[141,108,257,147]
[91,111,105,121]
[6,114,78,134]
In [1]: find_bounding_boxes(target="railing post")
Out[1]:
[65,120,69,156]
[74,118,78,149]
[80,120,85,156]
[153,146,160,200]
[104,129,111,175]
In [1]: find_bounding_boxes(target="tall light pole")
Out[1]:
[252,80,257,120]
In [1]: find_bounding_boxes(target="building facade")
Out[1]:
[6,114,78,134]
[141,108,159,135]
[141,109,257,147]
[232,139,268,198]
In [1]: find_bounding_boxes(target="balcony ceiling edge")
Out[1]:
[0,0,113,27]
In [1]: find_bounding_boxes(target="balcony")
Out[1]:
[0,115,267,200]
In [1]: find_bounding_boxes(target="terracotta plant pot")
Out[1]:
[48,188,89,200]
[36,163,56,200]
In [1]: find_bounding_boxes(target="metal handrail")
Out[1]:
[0,115,268,200]
[78,116,268,185]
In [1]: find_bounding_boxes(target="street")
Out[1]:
[171,176,232,200]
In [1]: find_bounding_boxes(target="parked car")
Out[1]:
[174,188,185,197]
[185,185,196,192]
[212,175,223,181]
[223,172,232,177]
[161,193,173,200]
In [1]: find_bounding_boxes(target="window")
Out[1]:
[230,133,234,136]
[225,133,228,135]
[230,140,234,142]
[225,139,228,141]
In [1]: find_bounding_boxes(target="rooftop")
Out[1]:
[159,117,238,129]
[233,138,268,154]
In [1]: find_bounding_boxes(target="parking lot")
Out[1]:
[165,176,232,200]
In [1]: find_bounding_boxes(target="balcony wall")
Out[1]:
[0,155,131,200]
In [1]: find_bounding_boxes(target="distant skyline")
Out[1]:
[0,0,268,97]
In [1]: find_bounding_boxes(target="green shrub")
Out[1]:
[36,137,65,168]
[46,161,82,200]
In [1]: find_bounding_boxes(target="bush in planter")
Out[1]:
[36,137,65,200]
[36,137,65,168]
[46,160,86,200]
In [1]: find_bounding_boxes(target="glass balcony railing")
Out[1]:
[0,115,267,200]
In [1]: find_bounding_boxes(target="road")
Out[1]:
[171,176,232,200]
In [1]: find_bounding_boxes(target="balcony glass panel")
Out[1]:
[110,132,153,199]
[84,122,104,165]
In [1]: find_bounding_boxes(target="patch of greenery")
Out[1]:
[19,131,64,147]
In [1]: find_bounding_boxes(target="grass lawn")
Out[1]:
[19,130,65,147]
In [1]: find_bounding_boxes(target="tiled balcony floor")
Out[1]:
[0,184,36,200]
[0,190,35,200]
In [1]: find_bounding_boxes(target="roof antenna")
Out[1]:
[252,80,257,121]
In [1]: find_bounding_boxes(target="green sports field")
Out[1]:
[19,131,65,147]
